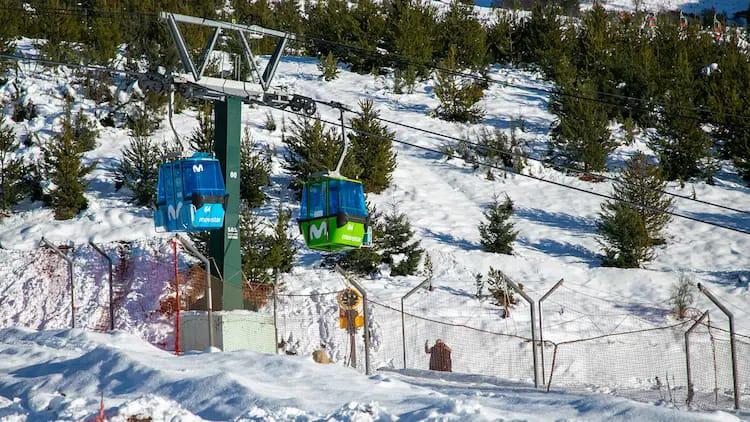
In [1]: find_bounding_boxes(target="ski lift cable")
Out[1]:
[251,99,750,237]
[313,98,750,215]
[4,5,750,124]
[0,52,746,219]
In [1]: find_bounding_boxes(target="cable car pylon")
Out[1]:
[149,12,317,311]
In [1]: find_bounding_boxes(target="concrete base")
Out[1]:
[179,310,276,353]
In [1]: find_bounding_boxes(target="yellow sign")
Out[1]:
[337,288,364,329]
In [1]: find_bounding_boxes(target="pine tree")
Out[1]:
[380,205,423,276]
[112,135,163,207]
[266,205,296,275]
[349,0,388,73]
[72,108,99,153]
[189,103,214,153]
[0,120,25,216]
[515,3,574,74]
[651,51,710,182]
[486,10,514,64]
[550,77,614,172]
[318,52,340,81]
[127,105,160,138]
[282,116,360,193]
[597,202,652,268]
[437,0,488,69]
[385,0,438,79]
[240,128,271,208]
[608,152,673,243]
[433,47,485,123]
[239,208,274,284]
[478,194,517,254]
[0,1,19,77]
[43,107,94,220]
[338,203,384,275]
[348,100,397,194]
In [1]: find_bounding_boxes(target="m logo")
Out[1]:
[192,164,204,173]
[310,221,328,240]
[167,202,183,221]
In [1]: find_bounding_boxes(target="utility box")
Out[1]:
[180,310,276,353]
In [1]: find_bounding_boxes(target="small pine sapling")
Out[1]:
[433,47,485,123]
[43,107,95,219]
[240,128,271,208]
[348,100,397,194]
[380,205,423,276]
[479,194,517,254]
[318,52,339,81]
[189,103,214,153]
[475,267,517,317]
[111,135,163,206]
[597,202,652,268]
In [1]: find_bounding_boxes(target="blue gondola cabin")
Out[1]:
[155,153,227,232]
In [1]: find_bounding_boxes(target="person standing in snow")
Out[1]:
[425,339,452,372]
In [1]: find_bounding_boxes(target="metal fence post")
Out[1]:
[503,273,539,389]
[685,310,709,406]
[273,272,279,355]
[177,235,214,350]
[697,283,740,410]
[40,238,75,329]
[400,278,432,369]
[89,241,115,331]
[345,276,371,375]
[538,279,563,386]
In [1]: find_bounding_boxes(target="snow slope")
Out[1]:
[1,45,749,413]
[0,328,743,421]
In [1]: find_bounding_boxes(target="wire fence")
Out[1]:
[2,240,748,412]
[266,281,750,412]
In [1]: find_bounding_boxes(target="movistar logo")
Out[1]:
[193,164,204,173]
[167,202,182,221]
[310,221,328,240]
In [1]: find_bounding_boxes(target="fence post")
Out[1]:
[339,272,371,375]
[272,272,279,355]
[546,343,558,392]
[685,310,709,406]
[40,238,75,329]
[400,278,432,369]
[538,279,563,387]
[89,241,115,331]
[697,283,740,410]
[502,273,539,389]
[177,235,214,350]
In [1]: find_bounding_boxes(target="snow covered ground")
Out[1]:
[1,43,749,416]
[0,328,744,421]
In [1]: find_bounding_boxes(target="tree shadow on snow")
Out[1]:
[421,228,480,252]
[518,237,601,267]
[515,208,597,235]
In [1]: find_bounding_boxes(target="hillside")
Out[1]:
[1,35,749,415]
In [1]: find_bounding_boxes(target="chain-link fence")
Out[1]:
[2,241,748,411]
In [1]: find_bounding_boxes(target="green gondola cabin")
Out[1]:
[298,174,371,252]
